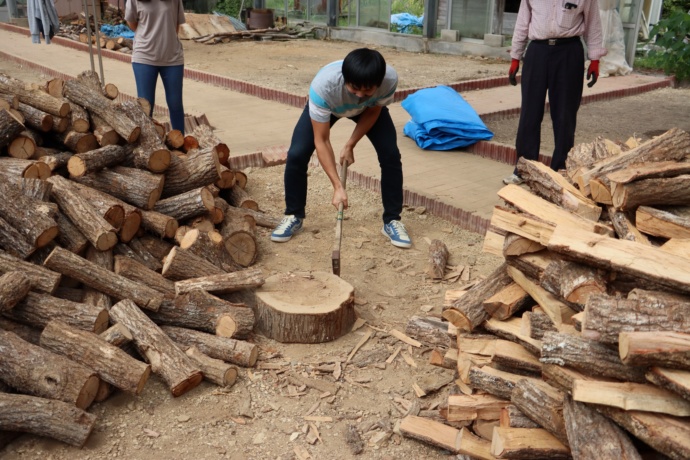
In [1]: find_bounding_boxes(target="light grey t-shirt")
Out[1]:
[125,0,185,66]
[308,60,398,123]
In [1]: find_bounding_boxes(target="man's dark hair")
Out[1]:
[342,48,387,89]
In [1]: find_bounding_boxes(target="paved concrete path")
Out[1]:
[0,27,671,231]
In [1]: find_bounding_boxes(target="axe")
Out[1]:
[331,160,349,277]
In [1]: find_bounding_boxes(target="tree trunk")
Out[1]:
[175,267,265,295]
[254,271,353,344]
[153,186,215,221]
[442,263,513,331]
[0,249,60,293]
[109,299,202,397]
[619,331,690,369]
[162,147,221,197]
[73,165,164,210]
[0,393,97,447]
[0,271,31,312]
[0,330,99,409]
[161,246,226,281]
[67,144,128,177]
[117,100,171,173]
[541,331,647,382]
[47,175,118,251]
[63,79,140,143]
[43,246,164,311]
[160,325,258,367]
[0,73,71,117]
[184,346,238,387]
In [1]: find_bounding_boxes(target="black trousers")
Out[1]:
[515,39,585,173]
[283,105,403,224]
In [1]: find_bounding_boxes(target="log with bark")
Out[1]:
[635,205,690,240]
[73,165,164,210]
[90,112,120,146]
[192,123,230,166]
[17,102,53,132]
[63,79,140,143]
[619,331,690,369]
[175,267,265,295]
[161,246,226,281]
[0,393,97,447]
[109,299,202,397]
[0,109,25,150]
[179,228,239,272]
[0,249,60,293]
[55,130,98,153]
[67,101,90,133]
[491,427,570,459]
[427,239,449,280]
[0,330,99,409]
[404,315,456,349]
[47,175,118,251]
[0,271,30,312]
[40,319,151,395]
[67,144,129,177]
[153,186,215,221]
[0,180,58,251]
[185,345,238,387]
[160,325,258,367]
[82,245,114,310]
[220,207,257,267]
[220,183,258,211]
[43,246,164,311]
[114,255,175,296]
[510,378,569,446]
[162,147,222,197]
[0,73,71,117]
[117,100,171,173]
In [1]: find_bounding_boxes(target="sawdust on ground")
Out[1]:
[0,40,689,460]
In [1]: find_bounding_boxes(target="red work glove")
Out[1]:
[508,59,520,86]
[587,60,599,88]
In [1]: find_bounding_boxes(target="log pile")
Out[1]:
[400,128,690,459]
[0,71,278,448]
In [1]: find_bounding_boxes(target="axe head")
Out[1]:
[331,250,341,277]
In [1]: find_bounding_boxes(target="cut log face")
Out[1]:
[254,271,355,344]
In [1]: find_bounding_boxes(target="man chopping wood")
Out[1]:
[270,48,412,249]
[502,0,607,185]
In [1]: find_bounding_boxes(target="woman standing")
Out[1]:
[125,0,186,133]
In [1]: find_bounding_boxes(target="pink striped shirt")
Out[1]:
[510,0,607,61]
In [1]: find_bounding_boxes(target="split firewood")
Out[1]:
[442,263,513,331]
[47,175,118,251]
[0,73,71,117]
[491,427,570,459]
[117,100,171,173]
[185,345,238,387]
[0,249,60,293]
[429,348,458,369]
[110,299,202,397]
[43,246,164,311]
[162,147,221,197]
[40,319,151,395]
[517,158,601,221]
[73,165,164,210]
[500,405,540,429]
[482,282,530,320]
[161,325,258,367]
[541,331,646,382]
[427,239,449,280]
[0,330,99,409]
[468,366,539,401]
[162,246,225,281]
[17,102,53,132]
[482,318,542,357]
[149,289,254,338]
[613,175,690,210]
[539,258,606,308]
[6,290,109,333]
[0,393,97,447]
[0,271,31,312]
[63,79,139,143]
[153,186,215,221]
[507,266,577,327]
[510,378,569,446]
[572,379,690,416]
[619,331,690,369]
[526,309,558,340]
[582,290,690,344]
[445,393,509,422]
[502,232,544,256]
[636,205,690,239]
[405,315,455,349]
[646,367,690,401]
[399,415,460,454]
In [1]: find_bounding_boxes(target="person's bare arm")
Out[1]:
[127,21,138,31]
[312,120,348,210]
[339,105,382,165]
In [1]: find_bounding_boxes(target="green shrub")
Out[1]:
[215,0,244,18]
[648,10,690,82]
[391,0,423,16]
[662,0,690,19]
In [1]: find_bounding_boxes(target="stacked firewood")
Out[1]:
[400,128,690,459]
[0,71,277,448]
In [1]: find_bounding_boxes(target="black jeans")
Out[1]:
[515,39,585,173]
[284,105,403,224]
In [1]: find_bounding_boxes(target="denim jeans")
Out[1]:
[284,105,403,224]
[132,63,185,133]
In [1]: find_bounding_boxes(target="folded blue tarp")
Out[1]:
[401,85,493,150]
[390,13,423,34]
[100,24,135,39]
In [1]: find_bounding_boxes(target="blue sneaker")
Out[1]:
[271,215,303,242]
[382,220,412,248]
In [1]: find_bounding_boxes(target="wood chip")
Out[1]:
[412,382,426,397]
[389,329,422,347]
[305,401,320,416]
[401,351,417,368]
[294,445,311,459]
[333,361,342,381]
[347,329,373,363]
[386,345,402,364]
[351,317,367,331]
[304,416,333,422]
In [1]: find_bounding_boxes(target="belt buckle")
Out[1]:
[548,38,557,45]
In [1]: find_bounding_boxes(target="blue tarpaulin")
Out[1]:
[100,24,135,39]
[390,13,423,34]
[401,85,493,150]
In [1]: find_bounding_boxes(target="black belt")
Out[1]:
[530,36,581,45]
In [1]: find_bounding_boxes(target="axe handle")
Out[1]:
[331,161,348,275]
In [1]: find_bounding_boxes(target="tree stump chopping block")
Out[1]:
[254,271,356,344]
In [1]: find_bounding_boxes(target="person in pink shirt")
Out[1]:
[503,0,607,185]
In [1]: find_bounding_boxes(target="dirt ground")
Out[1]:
[1,37,690,460]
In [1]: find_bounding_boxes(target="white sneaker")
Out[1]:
[270,215,303,242]
[502,173,524,185]
[382,220,412,249]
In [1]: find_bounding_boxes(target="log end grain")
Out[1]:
[95,230,119,252]
[119,211,142,243]
[36,225,59,249]
[224,231,257,267]
[148,149,171,173]
[222,366,238,387]
[76,374,101,410]
[135,365,152,395]
[67,156,87,177]
[58,101,71,118]
[215,315,238,338]
[94,308,110,334]
[254,271,356,344]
